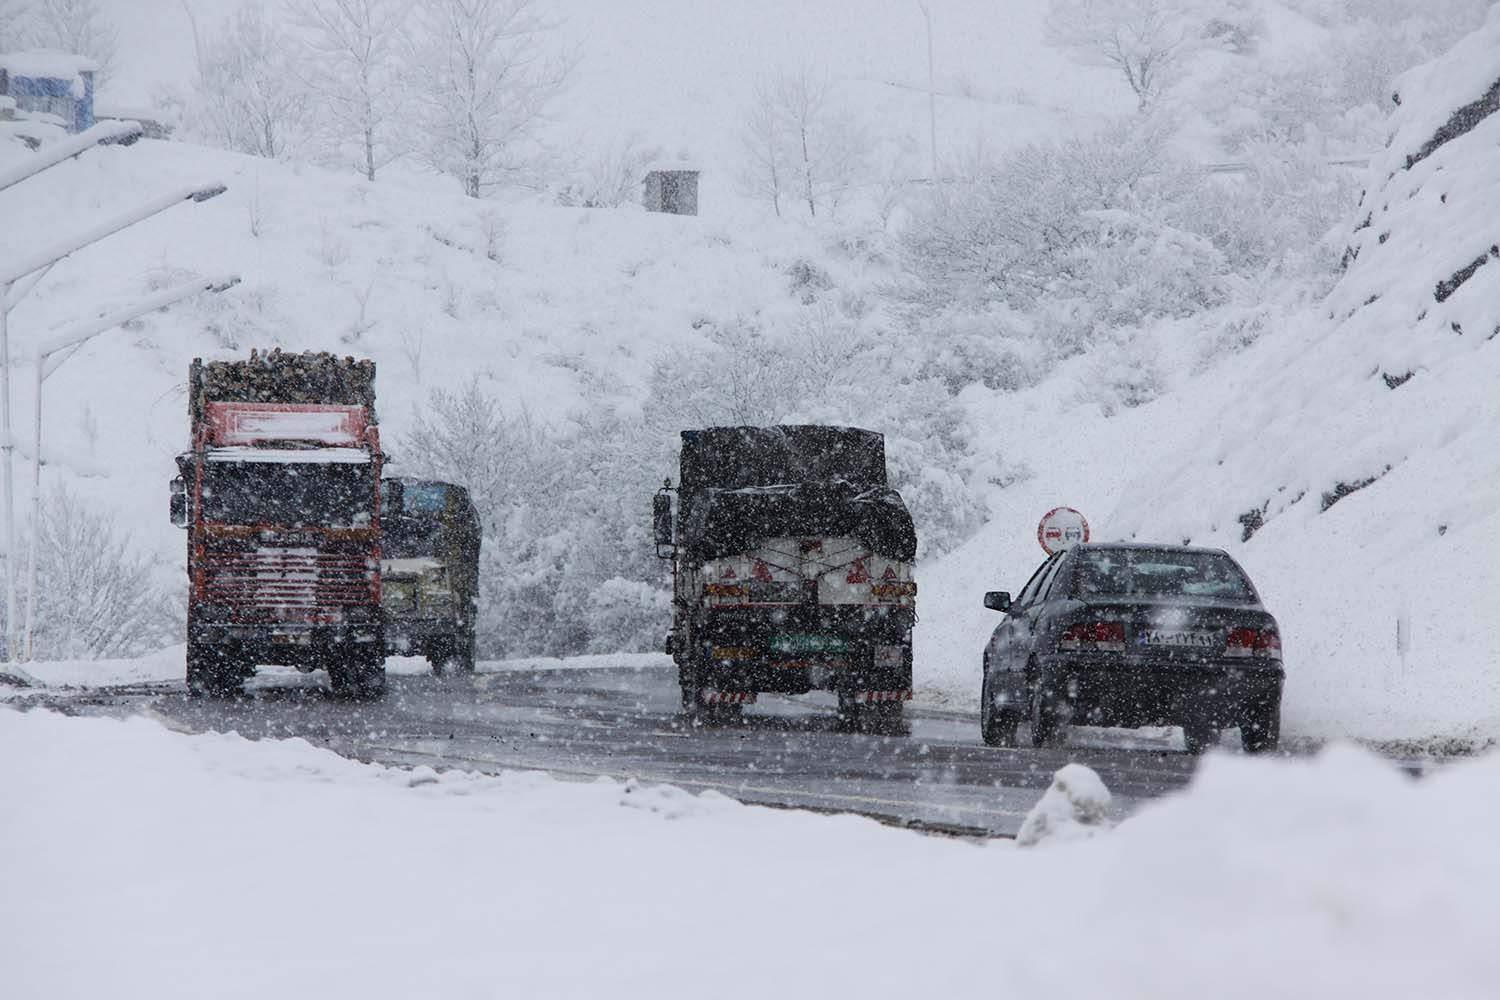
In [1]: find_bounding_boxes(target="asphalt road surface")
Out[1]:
[27,661,1238,837]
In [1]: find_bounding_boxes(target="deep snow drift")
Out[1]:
[3,705,1498,999]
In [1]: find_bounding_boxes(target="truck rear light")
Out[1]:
[1225,627,1281,659]
[1059,621,1126,652]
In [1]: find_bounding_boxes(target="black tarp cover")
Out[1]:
[677,427,916,562]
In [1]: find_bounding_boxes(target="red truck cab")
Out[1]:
[171,353,385,698]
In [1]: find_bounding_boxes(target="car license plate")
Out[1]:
[272,634,310,646]
[1138,629,1218,650]
[770,635,849,655]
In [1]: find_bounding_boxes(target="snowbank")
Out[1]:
[3,646,672,695]
[2,707,1498,999]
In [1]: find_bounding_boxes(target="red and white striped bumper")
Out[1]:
[702,690,758,705]
[855,690,912,703]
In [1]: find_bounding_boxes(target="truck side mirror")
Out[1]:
[984,591,1011,613]
[169,477,188,528]
[652,494,674,557]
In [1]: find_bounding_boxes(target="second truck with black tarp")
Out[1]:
[654,425,917,729]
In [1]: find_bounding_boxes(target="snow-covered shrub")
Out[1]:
[401,382,670,658]
[1016,762,1114,847]
[555,137,660,209]
[897,119,1235,390]
[25,487,177,660]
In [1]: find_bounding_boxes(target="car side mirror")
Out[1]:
[984,591,1011,613]
[169,477,187,528]
[652,493,674,557]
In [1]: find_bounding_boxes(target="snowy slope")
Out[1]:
[5,705,1500,999]
[0,136,836,573]
[918,11,1500,743]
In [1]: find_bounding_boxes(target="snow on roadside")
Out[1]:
[2,706,1498,999]
[2,646,674,698]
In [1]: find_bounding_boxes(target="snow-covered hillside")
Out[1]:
[921,8,1500,744]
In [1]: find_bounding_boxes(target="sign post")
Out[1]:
[1037,507,1090,555]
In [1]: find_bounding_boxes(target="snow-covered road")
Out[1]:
[26,662,1227,836]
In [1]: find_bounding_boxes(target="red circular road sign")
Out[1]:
[1038,507,1090,555]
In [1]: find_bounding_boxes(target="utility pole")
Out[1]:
[0,181,227,659]
[24,275,240,659]
[918,2,938,178]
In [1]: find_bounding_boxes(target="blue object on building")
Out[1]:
[0,51,97,133]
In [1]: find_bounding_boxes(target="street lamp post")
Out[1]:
[23,274,241,659]
[0,181,228,658]
[918,2,938,178]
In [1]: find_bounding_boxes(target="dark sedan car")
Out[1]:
[979,543,1283,753]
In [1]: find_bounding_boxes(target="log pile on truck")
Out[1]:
[170,350,386,698]
[654,425,918,731]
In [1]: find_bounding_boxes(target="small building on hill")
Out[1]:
[0,50,98,133]
[643,164,700,216]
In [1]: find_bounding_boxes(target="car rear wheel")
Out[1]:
[1240,701,1281,753]
[980,674,1019,748]
[1182,720,1220,754]
[1029,673,1063,747]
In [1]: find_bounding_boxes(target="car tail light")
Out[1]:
[1225,627,1281,659]
[1059,621,1126,653]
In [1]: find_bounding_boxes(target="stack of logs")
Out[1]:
[200,349,376,408]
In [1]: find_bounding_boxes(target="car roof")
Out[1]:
[1069,541,1234,559]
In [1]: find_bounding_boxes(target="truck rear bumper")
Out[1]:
[692,641,912,696]
[190,622,382,669]
[385,619,466,655]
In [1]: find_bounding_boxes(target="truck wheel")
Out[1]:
[330,651,386,700]
[1240,701,1281,753]
[186,643,243,698]
[429,638,474,677]
[980,674,1020,748]
[1182,720,1220,755]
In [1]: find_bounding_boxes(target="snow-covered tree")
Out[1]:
[1044,0,1201,111]
[14,0,120,85]
[738,68,871,218]
[28,487,176,661]
[285,0,409,180]
[405,0,571,198]
[0,0,31,50]
[178,2,311,159]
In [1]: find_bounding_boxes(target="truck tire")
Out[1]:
[186,642,243,698]
[980,674,1020,748]
[330,650,386,700]
[429,636,475,677]
[1240,701,1281,753]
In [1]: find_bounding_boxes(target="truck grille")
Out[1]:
[201,548,374,608]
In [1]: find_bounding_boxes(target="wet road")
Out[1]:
[43,662,1220,837]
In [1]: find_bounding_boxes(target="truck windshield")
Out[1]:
[1073,549,1256,602]
[201,461,373,528]
[384,515,442,558]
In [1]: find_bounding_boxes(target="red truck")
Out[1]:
[170,350,386,698]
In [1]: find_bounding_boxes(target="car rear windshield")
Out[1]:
[1072,549,1256,602]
